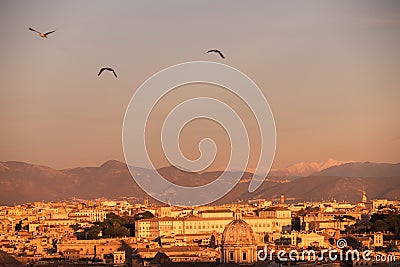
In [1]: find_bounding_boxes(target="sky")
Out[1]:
[0,0,399,171]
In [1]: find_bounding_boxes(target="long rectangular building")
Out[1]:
[135,211,291,242]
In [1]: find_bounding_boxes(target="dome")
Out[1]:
[222,219,256,245]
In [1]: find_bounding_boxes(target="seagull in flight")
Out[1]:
[205,49,225,59]
[29,27,56,38]
[98,67,118,78]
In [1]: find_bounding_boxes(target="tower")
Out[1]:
[361,188,367,203]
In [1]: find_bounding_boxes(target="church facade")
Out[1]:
[221,216,257,265]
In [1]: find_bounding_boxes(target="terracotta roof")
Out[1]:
[0,251,22,266]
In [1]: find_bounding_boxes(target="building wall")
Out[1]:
[69,209,107,222]
[222,245,257,264]
[135,216,292,242]
[373,233,383,247]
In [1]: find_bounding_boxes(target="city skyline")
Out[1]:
[0,195,399,266]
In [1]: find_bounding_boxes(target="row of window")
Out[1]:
[138,220,285,233]
[229,251,247,261]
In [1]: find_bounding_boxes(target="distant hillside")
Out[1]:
[311,162,400,177]
[0,160,277,205]
[0,160,148,205]
[0,160,399,205]
[251,176,400,203]
[269,158,352,177]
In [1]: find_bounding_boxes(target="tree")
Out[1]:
[370,212,400,239]
[71,223,80,231]
[384,214,400,238]
[87,225,101,239]
[85,213,131,239]
[308,221,319,231]
[338,212,400,239]
[374,220,389,233]
[99,213,130,238]
[106,213,124,224]
[292,217,301,231]
[345,237,361,250]
[134,211,154,220]
[345,225,356,234]
[103,225,129,238]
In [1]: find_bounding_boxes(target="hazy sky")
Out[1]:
[0,1,399,170]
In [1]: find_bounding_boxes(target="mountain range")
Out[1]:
[0,160,399,205]
[268,158,352,177]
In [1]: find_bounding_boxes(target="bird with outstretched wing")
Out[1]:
[205,49,225,59]
[29,27,56,38]
[98,67,118,78]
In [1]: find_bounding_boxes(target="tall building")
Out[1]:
[361,190,367,203]
[221,214,257,265]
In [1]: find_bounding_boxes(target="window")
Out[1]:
[229,252,234,261]
[243,252,247,261]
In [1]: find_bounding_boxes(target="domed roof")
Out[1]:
[221,219,255,245]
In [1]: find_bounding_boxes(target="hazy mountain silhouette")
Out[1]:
[268,158,352,177]
[0,160,399,205]
[251,176,400,203]
[310,162,400,177]
[0,160,147,205]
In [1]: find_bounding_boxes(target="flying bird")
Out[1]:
[98,67,118,78]
[205,49,225,59]
[29,27,56,38]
